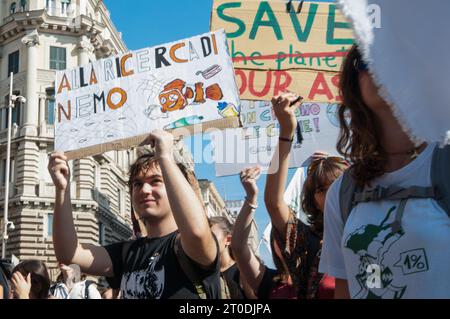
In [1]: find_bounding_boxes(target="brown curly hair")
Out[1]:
[337,45,388,187]
[301,157,348,233]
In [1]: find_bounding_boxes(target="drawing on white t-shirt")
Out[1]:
[344,206,410,299]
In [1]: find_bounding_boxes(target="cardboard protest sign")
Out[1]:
[338,0,450,145]
[55,30,241,159]
[212,100,340,176]
[211,0,354,102]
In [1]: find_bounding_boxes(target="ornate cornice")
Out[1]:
[76,38,94,53]
[21,29,40,47]
[0,10,124,55]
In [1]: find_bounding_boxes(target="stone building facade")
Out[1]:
[0,0,133,276]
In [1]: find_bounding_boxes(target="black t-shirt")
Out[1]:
[221,263,246,299]
[104,231,220,299]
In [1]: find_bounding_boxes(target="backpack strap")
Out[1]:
[173,235,207,299]
[354,185,437,203]
[84,280,94,299]
[49,283,56,296]
[339,144,450,226]
[431,144,450,218]
[339,168,360,224]
[353,184,437,234]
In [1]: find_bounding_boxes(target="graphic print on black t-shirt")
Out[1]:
[104,231,220,299]
[120,251,165,299]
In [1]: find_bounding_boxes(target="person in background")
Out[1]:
[49,262,75,299]
[10,260,51,299]
[264,92,348,299]
[209,217,254,299]
[66,271,102,299]
[232,167,297,299]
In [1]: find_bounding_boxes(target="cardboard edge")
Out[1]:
[64,117,241,160]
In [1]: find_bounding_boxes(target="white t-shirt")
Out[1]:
[319,143,450,299]
[67,280,102,299]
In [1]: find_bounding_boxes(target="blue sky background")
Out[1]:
[103,0,334,267]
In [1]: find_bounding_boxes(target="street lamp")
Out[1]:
[1,72,26,259]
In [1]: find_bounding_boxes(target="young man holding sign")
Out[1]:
[48,130,220,299]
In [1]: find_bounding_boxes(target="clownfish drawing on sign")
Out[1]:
[158,79,223,113]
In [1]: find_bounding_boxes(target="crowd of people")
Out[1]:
[0,260,115,299]
[0,44,448,299]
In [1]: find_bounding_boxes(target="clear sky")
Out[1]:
[103,0,334,267]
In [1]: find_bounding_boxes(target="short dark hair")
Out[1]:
[209,216,234,260]
[127,152,203,236]
[128,152,192,193]
[209,217,233,235]
[13,260,50,299]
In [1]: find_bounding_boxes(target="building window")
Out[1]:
[94,164,101,189]
[46,0,56,15]
[0,159,15,185]
[45,88,55,125]
[20,0,27,11]
[46,214,53,237]
[46,98,55,125]
[10,2,17,14]
[8,51,19,76]
[50,46,66,70]
[117,151,123,168]
[118,188,124,213]
[61,0,71,16]
[11,105,21,127]
[1,159,6,185]
[99,222,105,245]
[4,92,22,128]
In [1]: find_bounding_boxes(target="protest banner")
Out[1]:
[55,29,241,159]
[211,0,354,102]
[211,100,341,176]
[339,0,450,145]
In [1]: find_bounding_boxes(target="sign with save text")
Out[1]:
[211,0,354,102]
[55,30,241,159]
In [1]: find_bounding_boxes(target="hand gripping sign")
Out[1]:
[55,30,241,159]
